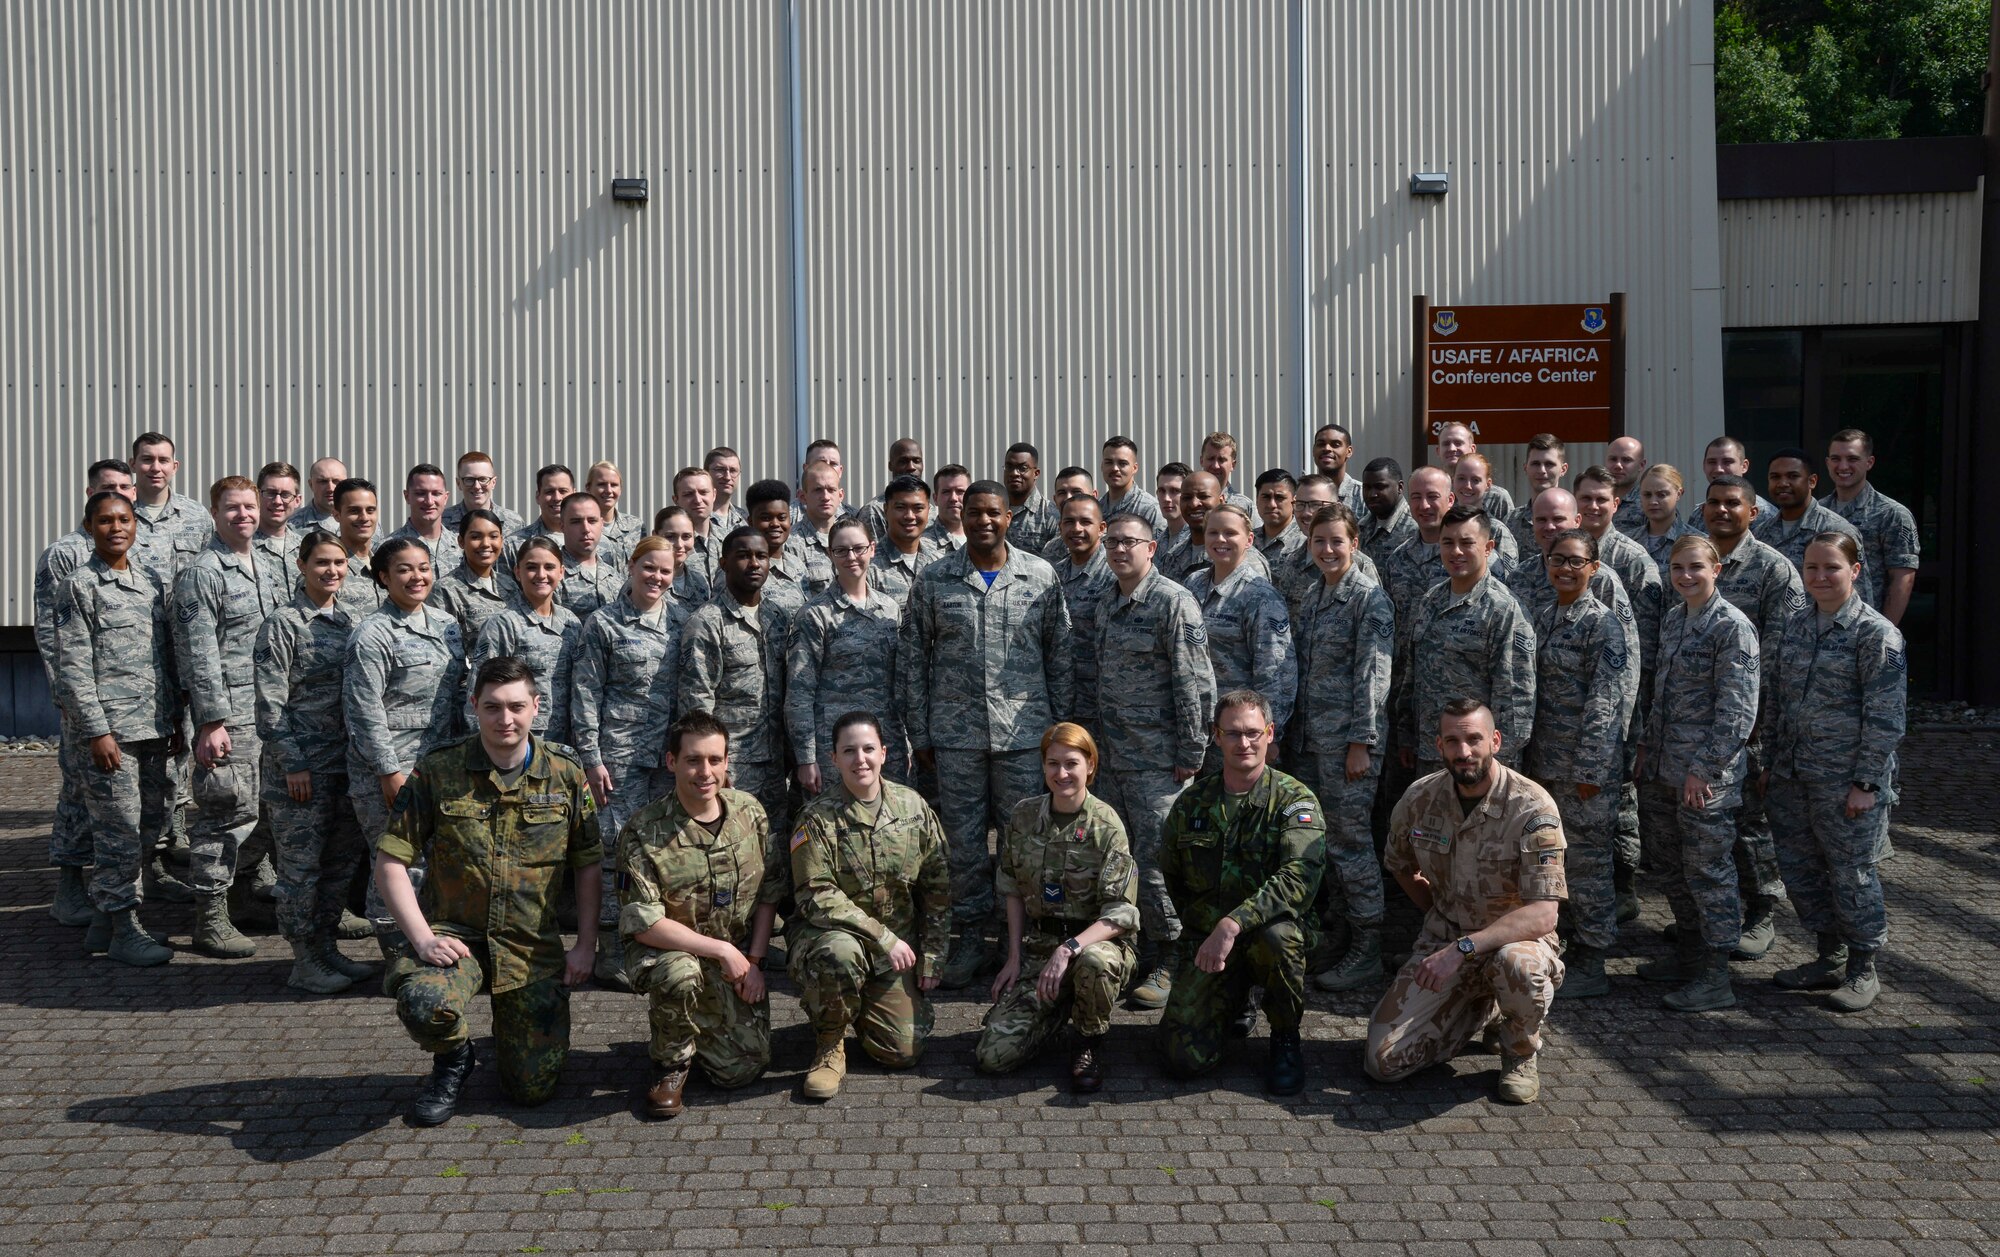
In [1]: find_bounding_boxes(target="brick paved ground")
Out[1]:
[2,736,1998,1257]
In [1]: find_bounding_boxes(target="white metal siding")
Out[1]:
[1,1,791,623]
[792,0,1300,495]
[1719,191,1982,328]
[1308,0,1723,491]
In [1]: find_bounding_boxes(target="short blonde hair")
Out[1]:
[1669,534,1720,566]
[1642,463,1685,492]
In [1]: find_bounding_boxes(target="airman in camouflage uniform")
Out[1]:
[343,599,467,934]
[1003,445,1060,556]
[1289,559,1394,991]
[620,776,789,1106]
[1158,702,1324,1092]
[1822,482,1919,614]
[554,544,628,620]
[129,491,214,583]
[173,516,287,956]
[1765,568,1906,1009]
[976,790,1138,1076]
[55,540,183,964]
[1638,579,1760,1009]
[786,584,906,785]
[1184,564,1297,753]
[441,501,525,535]
[1753,496,1862,573]
[432,558,520,646]
[680,585,792,817]
[1052,525,1114,737]
[382,521,457,576]
[469,605,581,744]
[1527,561,1639,996]
[788,777,952,1092]
[1365,719,1566,1102]
[35,524,97,914]
[256,583,372,990]
[378,730,600,1117]
[1392,531,1537,769]
[897,528,1073,983]
[869,531,949,605]
[1100,484,1168,541]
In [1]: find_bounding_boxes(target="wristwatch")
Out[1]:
[1454,936,1477,958]
[1852,782,1879,794]
[1061,938,1081,954]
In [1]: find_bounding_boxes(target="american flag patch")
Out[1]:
[789,828,810,852]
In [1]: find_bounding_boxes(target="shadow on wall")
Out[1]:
[512,192,639,315]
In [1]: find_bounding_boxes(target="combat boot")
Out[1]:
[1497,1051,1541,1104]
[1069,1033,1104,1095]
[407,1043,476,1126]
[107,909,172,967]
[1732,894,1777,960]
[1314,928,1384,992]
[318,937,379,982]
[1127,959,1174,1010]
[939,931,986,990]
[249,854,279,902]
[803,1033,847,1100]
[336,908,375,940]
[84,910,112,955]
[143,853,195,904]
[645,1064,690,1119]
[1557,944,1608,999]
[163,807,192,866]
[1774,932,1848,990]
[593,930,633,992]
[1613,866,1640,924]
[1662,948,1735,1012]
[51,866,93,926]
[286,940,353,994]
[191,892,258,959]
[1826,949,1880,1012]
[1265,1027,1305,1096]
[1227,984,1263,1039]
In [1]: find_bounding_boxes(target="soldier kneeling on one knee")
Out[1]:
[375,656,600,1127]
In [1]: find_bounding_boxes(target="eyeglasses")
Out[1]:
[1546,554,1593,570]
[458,476,495,488]
[259,489,295,502]
[1103,536,1151,551]
[829,545,872,559]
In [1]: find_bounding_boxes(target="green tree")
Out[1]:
[1715,0,1989,142]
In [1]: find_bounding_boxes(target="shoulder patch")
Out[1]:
[1183,622,1207,647]
[789,827,811,852]
[1524,813,1560,835]
[177,600,200,623]
[1286,803,1316,826]
[1264,615,1288,636]
[1603,640,1628,672]
[1886,646,1906,674]
[1513,629,1534,654]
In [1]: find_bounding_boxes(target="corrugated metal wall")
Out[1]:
[1,0,792,625]
[1309,0,1724,489]
[2,0,1726,629]
[1719,191,1983,328]
[792,0,1302,494]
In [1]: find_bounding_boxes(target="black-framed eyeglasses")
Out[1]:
[830,545,872,559]
[1546,554,1593,571]
[1104,536,1151,551]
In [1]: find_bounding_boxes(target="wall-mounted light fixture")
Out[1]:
[1409,171,1450,196]
[611,178,649,204]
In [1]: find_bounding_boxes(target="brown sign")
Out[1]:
[1414,299,1621,446]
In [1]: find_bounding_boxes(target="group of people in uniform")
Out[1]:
[32,420,1913,1121]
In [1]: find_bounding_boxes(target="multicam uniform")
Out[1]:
[787,781,952,1066]
[975,793,1139,1073]
[255,592,366,945]
[1364,765,1568,1080]
[380,735,599,1105]
[619,787,790,1087]
[54,556,183,912]
[1765,594,1906,953]
[1158,768,1325,1077]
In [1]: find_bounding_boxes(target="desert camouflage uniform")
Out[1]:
[1158,768,1325,1077]
[1765,595,1906,952]
[1364,766,1567,1080]
[787,781,952,1066]
[897,545,1073,931]
[380,735,599,1105]
[1641,593,1760,950]
[620,787,790,1086]
[976,792,1139,1072]
[54,556,183,912]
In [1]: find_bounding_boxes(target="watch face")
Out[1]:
[1456,938,1475,955]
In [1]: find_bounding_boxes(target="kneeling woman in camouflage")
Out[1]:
[1764,533,1906,1011]
[976,722,1137,1093]
[374,656,601,1127]
[618,710,789,1119]
[787,712,951,1100]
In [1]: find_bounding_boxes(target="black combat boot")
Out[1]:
[407,1043,477,1127]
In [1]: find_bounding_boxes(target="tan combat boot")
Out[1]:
[803,1032,847,1100]
[1497,1051,1540,1104]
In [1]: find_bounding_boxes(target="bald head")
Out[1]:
[1606,437,1646,491]
[1408,466,1452,530]
[1531,487,1580,553]
[1181,470,1223,530]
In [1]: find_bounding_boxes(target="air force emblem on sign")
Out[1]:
[1581,307,1607,333]
[1432,309,1459,337]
